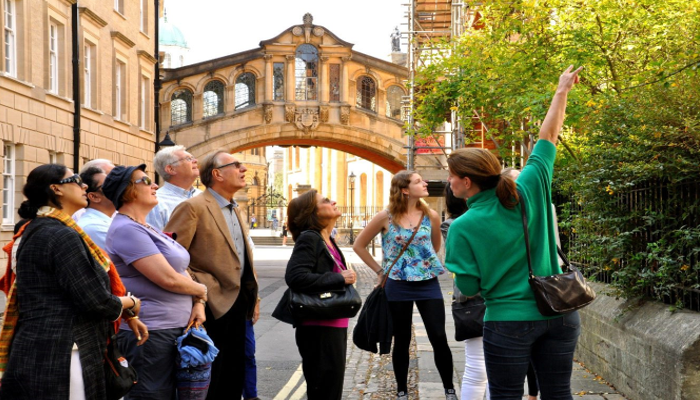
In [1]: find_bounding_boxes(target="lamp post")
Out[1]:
[348,172,356,245]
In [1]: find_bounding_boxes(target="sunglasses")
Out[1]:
[57,174,83,186]
[215,161,244,170]
[134,176,153,186]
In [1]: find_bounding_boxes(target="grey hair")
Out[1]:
[80,158,114,174]
[153,145,187,181]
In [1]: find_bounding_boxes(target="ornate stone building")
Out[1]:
[0,0,157,245]
[159,13,412,213]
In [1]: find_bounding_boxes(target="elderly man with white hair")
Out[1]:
[146,145,202,231]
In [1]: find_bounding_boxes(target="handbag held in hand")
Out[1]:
[451,295,486,341]
[519,192,596,316]
[104,326,138,400]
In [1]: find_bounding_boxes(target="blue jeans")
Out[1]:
[483,311,581,400]
[243,320,258,399]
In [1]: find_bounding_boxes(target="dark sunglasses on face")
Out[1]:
[57,174,83,186]
[134,176,153,186]
[215,161,243,170]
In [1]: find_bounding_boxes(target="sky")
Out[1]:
[164,0,406,65]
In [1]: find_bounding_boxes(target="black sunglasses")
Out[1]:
[215,161,244,170]
[57,174,83,186]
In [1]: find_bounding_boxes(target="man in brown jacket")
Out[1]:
[166,150,259,399]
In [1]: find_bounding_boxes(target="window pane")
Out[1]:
[203,80,224,117]
[235,73,255,110]
[356,76,376,111]
[295,44,318,101]
[171,89,192,125]
[386,86,405,119]
[273,62,284,101]
[329,64,340,102]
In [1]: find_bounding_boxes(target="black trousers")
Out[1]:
[204,295,248,400]
[389,299,455,393]
[295,326,347,400]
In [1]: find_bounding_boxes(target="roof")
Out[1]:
[159,15,188,48]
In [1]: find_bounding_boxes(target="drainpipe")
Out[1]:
[71,3,81,171]
[154,0,162,182]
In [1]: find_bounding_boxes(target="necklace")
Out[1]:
[121,213,157,233]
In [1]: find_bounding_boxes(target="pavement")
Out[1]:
[336,247,625,400]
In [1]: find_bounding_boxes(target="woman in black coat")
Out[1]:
[272,189,357,400]
[0,164,146,400]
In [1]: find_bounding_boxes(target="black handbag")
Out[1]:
[289,284,362,320]
[104,327,138,400]
[451,295,486,341]
[353,214,422,354]
[519,192,596,316]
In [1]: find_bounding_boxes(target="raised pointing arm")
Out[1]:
[539,65,583,144]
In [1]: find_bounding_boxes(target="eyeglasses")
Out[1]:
[57,174,83,186]
[171,155,196,165]
[86,185,103,194]
[215,161,243,170]
[134,176,153,186]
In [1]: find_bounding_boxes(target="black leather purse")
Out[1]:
[519,192,596,316]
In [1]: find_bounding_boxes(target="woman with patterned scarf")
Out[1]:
[0,164,149,400]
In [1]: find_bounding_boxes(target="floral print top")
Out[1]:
[381,212,445,281]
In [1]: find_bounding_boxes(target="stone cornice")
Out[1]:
[137,50,158,64]
[78,7,107,28]
[111,31,136,48]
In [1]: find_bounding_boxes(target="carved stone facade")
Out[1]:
[263,103,273,124]
[284,104,296,123]
[340,105,351,125]
[294,108,320,134]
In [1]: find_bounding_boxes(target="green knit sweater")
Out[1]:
[445,140,561,321]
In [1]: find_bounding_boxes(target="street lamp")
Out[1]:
[348,172,356,245]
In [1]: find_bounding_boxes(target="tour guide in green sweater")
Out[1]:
[445,139,560,322]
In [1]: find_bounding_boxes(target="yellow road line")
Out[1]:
[273,363,305,400]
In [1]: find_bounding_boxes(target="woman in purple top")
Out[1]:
[272,189,357,400]
[103,164,208,400]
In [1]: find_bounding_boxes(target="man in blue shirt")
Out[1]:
[147,145,202,230]
[78,166,116,249]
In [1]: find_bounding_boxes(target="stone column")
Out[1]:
[286,55,295,102]
[264,54,273,102]
[341,56,351,104]
[319,55,329,103]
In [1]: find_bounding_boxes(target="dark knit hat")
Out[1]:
[102,164,146,210]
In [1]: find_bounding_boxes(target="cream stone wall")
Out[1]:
[0,0,157,251]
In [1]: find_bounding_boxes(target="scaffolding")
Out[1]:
[403,1,489,170]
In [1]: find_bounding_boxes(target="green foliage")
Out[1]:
[415,0,700,304]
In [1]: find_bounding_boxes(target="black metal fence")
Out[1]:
[557,179,700,310]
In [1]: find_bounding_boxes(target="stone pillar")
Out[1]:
[319,56,329,103]
[264,54,273,102]
[286,55,295,102]
[341,56,351,104]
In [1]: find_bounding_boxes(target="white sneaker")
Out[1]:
[397,391,408,400]
[445,389,458,400]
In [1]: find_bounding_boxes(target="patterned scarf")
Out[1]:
[0,207,126,372]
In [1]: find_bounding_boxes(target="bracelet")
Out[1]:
[194,298,206,305]
[125,316,139,321]
[127,293,139,311]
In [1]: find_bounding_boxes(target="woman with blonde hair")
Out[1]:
[444,66,583,399]
[354,171,456,400]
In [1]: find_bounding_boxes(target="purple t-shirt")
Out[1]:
[106,213,192,331]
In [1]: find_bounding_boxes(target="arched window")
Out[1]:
[295,44,318,101]
[171,89,192,125]
[386,86,405,119]
[235,72,256,110]
[203,80,224,118]
[356,76,376,111]
[252,175,260,186]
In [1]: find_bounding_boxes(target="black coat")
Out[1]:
[272,230,346,325]
[0,218,123,400]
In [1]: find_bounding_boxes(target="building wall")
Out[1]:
[0,0,156,251]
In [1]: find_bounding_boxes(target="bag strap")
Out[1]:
[381,212,423,288]
[517,191,535,279]
[518,190,570,279]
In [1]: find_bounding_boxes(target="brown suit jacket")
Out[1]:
[165,189,258,320]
